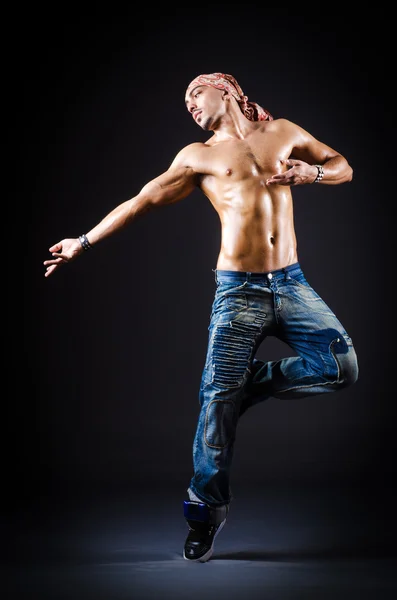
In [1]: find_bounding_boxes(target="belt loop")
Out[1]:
[282,267,287,281]
[246,272,251,282]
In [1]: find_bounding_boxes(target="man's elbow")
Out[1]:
[138,181,164,207]
[340,160,353,183]
[346,165,353,182]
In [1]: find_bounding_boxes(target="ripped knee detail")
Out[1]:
[334,338,359,387]
[204,399,236,449]
[326,332,358,386]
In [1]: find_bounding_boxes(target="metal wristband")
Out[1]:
[314,164,324,183]
[78,234,92,251]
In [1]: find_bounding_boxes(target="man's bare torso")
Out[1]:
[43,85,352,280]
[190,120,297,272]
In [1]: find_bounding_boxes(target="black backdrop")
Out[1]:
[16,12,395,509]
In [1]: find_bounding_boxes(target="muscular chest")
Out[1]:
[207,134,288,181]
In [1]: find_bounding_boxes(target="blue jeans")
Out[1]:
[188,263,359,507]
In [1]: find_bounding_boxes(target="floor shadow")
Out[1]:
[212,543,397,562]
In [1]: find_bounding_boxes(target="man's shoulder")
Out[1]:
[266,117,294,128]
[170,141,210,170]
[183,141,211,151]
[177,141,210,159]
[262,118,301,137]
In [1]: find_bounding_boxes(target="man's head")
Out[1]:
[185,73,273,129]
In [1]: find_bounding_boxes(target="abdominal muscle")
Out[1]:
[213,184,298,273]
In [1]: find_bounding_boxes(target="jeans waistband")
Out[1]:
[215,262,301,284]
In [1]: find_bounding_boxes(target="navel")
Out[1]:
[270,235,275,245]
[226,168,232,176]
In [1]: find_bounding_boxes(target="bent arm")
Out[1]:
[290,120,353,185]
[265,120,353,188]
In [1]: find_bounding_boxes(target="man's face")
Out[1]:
[185,85,226,131]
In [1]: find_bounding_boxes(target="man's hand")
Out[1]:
[266,159,318,186]
[43,238,84,277]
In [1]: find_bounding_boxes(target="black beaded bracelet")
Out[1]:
[78,234,92,251]
[314,164,324,183]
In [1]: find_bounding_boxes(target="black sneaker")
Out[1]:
[183,500,228,562]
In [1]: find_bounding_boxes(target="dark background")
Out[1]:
[16,12,395,513]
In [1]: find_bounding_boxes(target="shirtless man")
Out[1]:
[43,73,359,563]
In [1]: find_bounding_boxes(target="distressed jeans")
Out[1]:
[188,262,359,507]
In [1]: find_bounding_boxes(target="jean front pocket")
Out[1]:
[225,293,248,312]
[288,271,310,289]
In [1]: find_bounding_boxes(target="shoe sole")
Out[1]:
[183,519,226,563]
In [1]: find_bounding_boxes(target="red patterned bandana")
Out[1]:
[186,73,273,122]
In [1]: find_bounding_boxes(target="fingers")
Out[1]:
[267,160,298,185]
[44,265,56,277]
[266,174,291,185]
[267,174,285,182]
[44,262,60,277]
[43,256,65,277]
[49,243,62,253]
[281,159,300,167]
[43,257,63,266]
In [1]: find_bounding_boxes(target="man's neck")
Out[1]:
[212,104,259,141]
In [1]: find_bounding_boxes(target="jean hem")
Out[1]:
[188,485,231,509]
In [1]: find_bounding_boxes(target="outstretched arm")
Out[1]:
[266,119,353,187]
[43,160,199,278]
